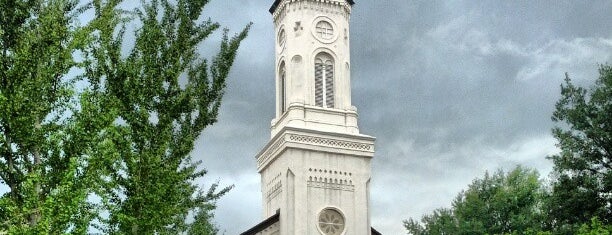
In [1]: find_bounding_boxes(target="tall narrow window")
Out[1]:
[315,53,334,108]
[280,62,287,114]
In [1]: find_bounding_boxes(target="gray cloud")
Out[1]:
[5,1,608,234]
[195,1,612,234]
[192,1,612,234]
[24,0,601,234]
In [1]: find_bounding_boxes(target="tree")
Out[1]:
[548,66,612,231]
[405,166,549,235]
[0,0,98,233]
[84,0,250,233]
[577,218,611,235]
[0,0,247,233]
[404,208,456,235]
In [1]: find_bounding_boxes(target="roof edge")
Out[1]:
[269,0,355,14]
[240,211,280,235]
[240,210,381,235]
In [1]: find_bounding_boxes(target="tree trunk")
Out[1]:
[28,121,42,227]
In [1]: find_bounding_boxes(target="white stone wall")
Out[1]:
[257,128,374,235]
[257,1,374,234]
[271,0,357,137]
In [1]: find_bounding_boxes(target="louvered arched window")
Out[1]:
[315,53,334,108]
[279,62,287,114]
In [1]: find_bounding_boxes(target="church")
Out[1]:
[241,0,380,234]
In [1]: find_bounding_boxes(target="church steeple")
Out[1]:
[269,0,359,137]
[245,1,377,234]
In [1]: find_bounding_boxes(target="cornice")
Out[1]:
[256,127,375,172]
[270,0,354,14]
[271,0,353,23]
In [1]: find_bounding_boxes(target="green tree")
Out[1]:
[576,218,611,235]
[405,166,549,235]
[84,0,250,233]
[186,185,225,235]
[0,0,98,233]
[404,208,456,235]
[548,66,612,231]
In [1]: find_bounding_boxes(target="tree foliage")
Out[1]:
[1,0,249,233]
[404,208,455,235]
[577,218,612,235]
[0,0,98,233]
[83,0,250,233]
[404,166,548,235]
[548,65,612,231]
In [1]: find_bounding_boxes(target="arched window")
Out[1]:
[279,62,287,114]
[315,53,334,108]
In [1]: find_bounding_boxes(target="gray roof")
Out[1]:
[240,211,280,235]
[269,0,355,14]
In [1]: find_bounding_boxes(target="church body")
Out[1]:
[242,1,380,234]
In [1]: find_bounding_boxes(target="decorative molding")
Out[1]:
[266,173,283,202]
[273,0,351,23]
[266,181,283,201]
[289,134,372,151]
[267,172,282,188]
[256,128,375,171]
[307,168,354,191]
[257,136,285,166]
[293,21,304,37]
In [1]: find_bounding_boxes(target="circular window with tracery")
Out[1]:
[318,208,345,235]
[315,21,334,40]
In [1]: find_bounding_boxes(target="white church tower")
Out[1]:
[242,1,378,234]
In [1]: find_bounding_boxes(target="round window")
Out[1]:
[318,208,345,235]
[315,21,334,40]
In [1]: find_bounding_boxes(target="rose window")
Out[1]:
[318,208,345,235]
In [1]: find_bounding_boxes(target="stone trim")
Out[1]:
[271,0,354,14]
[307,168,354,191]
[256,127,375,171]
[272,0,352,24]
[270,103,360,136]
[257,136,285,167]
[266,181,283,201]
[265,172,283,202]
[289,134,372,151]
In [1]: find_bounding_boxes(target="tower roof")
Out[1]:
[269,0,355,14]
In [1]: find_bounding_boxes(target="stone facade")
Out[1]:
[246,1,376,235]
[270,0,357,137]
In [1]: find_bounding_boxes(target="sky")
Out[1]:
[0,0,612,235]
[1,0,607,234]
[189,0,612,234]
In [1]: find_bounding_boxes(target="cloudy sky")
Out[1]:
[186,1,612,234]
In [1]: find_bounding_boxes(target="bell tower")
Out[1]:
[269,0,359,137]
[250,0,376,234]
